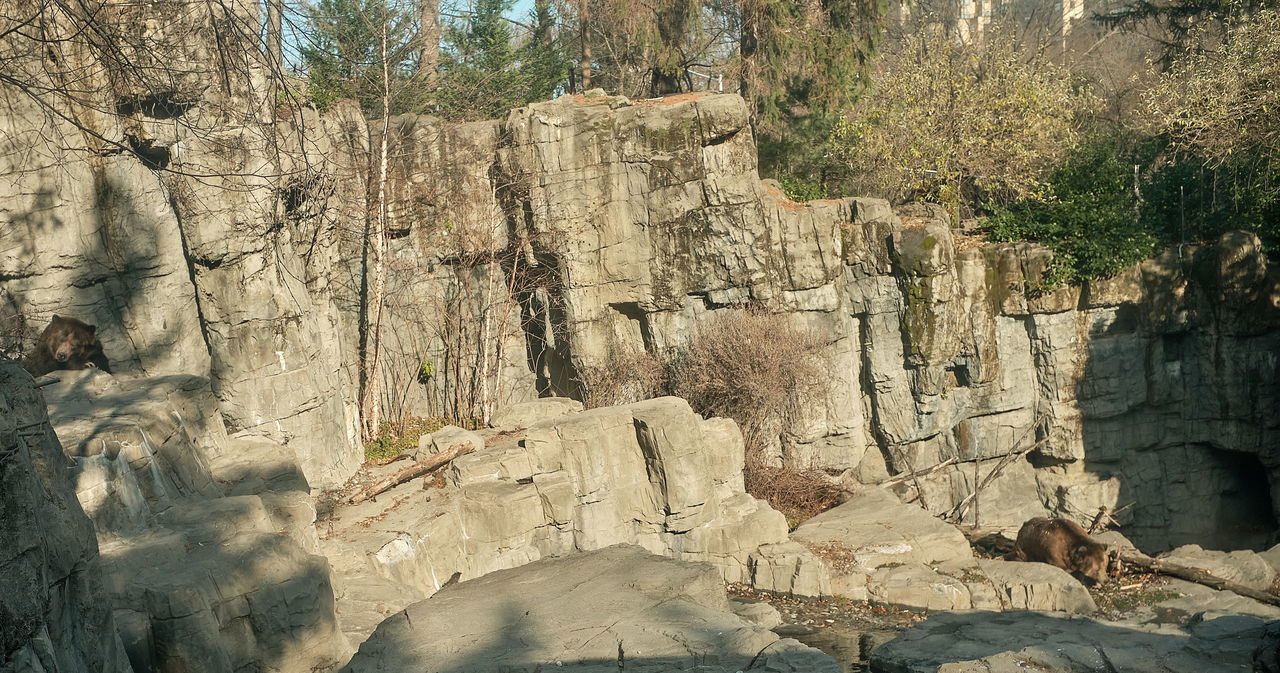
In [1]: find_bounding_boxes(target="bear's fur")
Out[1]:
[1006,517,1109,586]
[22,315,111,377]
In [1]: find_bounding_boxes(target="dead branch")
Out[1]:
[877,457,958,487]
[944,431,1054,523]
[348,440,474,505]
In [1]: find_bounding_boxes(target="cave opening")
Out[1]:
[1203,449,1278,552]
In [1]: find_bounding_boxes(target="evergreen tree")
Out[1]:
[739,0,887,197]
[301,0,420,113]
[435,0,569,120]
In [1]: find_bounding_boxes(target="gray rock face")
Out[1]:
[5,0,1279,554]
[368,91,1280,551]
[1159,544,1278,591]
[341,545,840,673]
[0,0,359,490]
[321,397,787,645]
[871,610,1269,673]
[0,362,133,673]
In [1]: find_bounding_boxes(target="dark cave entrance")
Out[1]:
[1204,449,1278,552]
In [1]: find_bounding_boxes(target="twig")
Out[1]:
[945,430,1053,523]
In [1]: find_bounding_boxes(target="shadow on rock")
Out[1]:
[870,609,1267,673]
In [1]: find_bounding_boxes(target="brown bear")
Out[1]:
[21,315,111,377]
[1006,517,1109,586]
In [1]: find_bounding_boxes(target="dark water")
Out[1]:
[777,623,899,673]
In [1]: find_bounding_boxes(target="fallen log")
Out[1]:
[348,441,474,505]
[1115,549,1280,608]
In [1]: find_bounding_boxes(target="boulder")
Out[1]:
[871,610,1270,673]
[861,559,1095,614]
[749,542,832,598]
[321,398,789,645]
[1159,544,1277,592]
[414,424,486,459]
[489,397,584,430]
[970,559,1096,614]
[868,563,972,611]
[788,486,972,599]
[341,545,839,673]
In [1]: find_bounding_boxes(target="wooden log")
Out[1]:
[348,441,474,505]
[1115,550,1280,608]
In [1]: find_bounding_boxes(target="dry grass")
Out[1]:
[577,344,666,409]
[670,308,836,525]
[746,463,847,529]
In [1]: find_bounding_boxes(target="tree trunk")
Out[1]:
[418,0,439,86]
[1116,549,1280,608]
[265,0,282,78]
[579,0,592,91]
[348,440,476,504]
[650,0,691,96]
[739,0,760,105]
[360,22,392,442]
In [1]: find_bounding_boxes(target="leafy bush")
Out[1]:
[832,30,1085,217]
[986,132,1158,287]
[1140,11,1280,249]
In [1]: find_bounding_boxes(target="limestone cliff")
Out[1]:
[0,363,133,672]
[372,92,1280,552]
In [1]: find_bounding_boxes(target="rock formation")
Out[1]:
[0,363,133,673]
[341,544,840,673]
[3,1,1280,670]
[320,396,788,644]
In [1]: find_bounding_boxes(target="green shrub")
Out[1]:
[364,416,447,463]
[986,133,1158,287]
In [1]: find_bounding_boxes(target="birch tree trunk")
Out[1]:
[360,21,392,442]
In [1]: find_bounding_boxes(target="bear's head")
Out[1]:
[1069,542,1109,586]
[46,315,99,364]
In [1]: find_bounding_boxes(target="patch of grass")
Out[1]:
[1091,573,1181,619]
[364,416,449,464]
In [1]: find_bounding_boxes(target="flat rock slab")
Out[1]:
[341,544,839,673]
[789,486,973,599]
[792,487,972,568]
[871,610,1270,673]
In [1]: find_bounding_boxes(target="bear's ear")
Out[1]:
[51,314,61,320]
[1069,545,1088,564]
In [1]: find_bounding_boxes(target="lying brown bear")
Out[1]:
[1006,517,1109,586]
[22,315,111,377]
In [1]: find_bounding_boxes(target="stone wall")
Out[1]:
[0,0,361,489]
